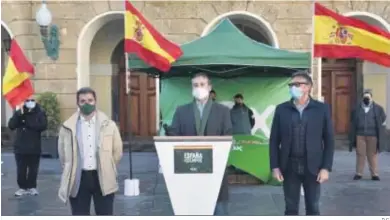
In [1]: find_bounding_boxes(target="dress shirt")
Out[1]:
[196,101,206,118]
[80,115,97,170]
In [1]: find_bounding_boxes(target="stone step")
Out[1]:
[123,136,155,152]
[228,174,263,185]
[335,134,349,150]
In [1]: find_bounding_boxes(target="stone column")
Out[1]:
[311,57,322,100]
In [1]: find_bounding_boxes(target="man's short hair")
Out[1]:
[291,70,313,85]
[76,87,96,102]
[192,72,211,84]
[210,89,216,94]
[234,93,244,99]
[363,89,373,97]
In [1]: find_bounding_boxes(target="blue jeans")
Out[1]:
[283,170,320,215]
[213,201,228,216]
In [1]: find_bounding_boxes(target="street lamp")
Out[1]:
[35,0,60,60]
[2,36,12,54]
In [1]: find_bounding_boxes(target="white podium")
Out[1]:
[154,136,233,215]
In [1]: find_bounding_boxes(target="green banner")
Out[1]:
[229,135,270,182]
[160,77,289,137]
[160,77,289,184]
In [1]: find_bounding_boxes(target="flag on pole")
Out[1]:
[124,0,183,72]
[313,3,390,67]
[2,39,35,109]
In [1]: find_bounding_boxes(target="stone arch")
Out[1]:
[110,40,125,124]
[1,20,13,38]
[201,11,279,48]
[76,11,160,135]
[343,11,390,31]
[1,21,14,127]
[76,11,124,89]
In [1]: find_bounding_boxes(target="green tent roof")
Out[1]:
[128,19,310,75]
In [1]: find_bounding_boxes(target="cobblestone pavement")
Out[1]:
[1,151,390,216]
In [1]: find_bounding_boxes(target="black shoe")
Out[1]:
[353,175,362,180]
[371,176,380,181]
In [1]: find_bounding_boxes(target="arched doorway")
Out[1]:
[202,11,279,47]
[110,40,157,137]
[78,12,157,137]
[321,12,390,135]
[1,22,13,128]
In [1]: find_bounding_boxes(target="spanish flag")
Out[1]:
[2,39,34,109]
[314,3,390,67]
[124,0,183,72]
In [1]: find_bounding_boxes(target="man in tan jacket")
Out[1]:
[58,87,123,215]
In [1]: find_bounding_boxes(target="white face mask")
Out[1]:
[25,101,36,109]
[192,87,209,100]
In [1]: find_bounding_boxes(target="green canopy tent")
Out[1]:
[126,19,311,185]
[128,19,310,77]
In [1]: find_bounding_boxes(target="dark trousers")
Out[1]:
[15,153,40,189]
[69,170,115,215]
[283,169,320,215]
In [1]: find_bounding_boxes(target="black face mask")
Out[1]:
[363,97,370,105]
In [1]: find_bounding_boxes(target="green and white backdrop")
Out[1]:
[159,77,289,184]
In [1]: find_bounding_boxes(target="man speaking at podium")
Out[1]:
[169,73,233,215]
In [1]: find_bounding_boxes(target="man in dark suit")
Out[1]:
[269,71,335,215]
[170,73,232,216]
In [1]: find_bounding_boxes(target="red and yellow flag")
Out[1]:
[314,3,390,67]
[2,39,35,108]
[124,0,183,72]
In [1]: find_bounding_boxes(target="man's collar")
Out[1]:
[195,99,209,107]
[80,113,96,123]
[294,98,310,107]
[289,97,316,109]
[361,102,373,108]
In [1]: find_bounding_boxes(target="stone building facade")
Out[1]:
[1,1,390,136]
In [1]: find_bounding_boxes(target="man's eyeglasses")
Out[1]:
[288,82,308,87]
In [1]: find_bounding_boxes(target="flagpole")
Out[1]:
[310,0,315,73]
[311,0,322,101]
[125,52,133,180]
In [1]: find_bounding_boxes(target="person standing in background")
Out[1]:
[230,93,255,135]
[210,90,217,102]
[8,98,47,197]
[349,89,387,181]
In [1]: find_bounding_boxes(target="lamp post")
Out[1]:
[35,0,60,60]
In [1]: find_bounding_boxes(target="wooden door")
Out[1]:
[322,59,357,135]
[118,70,157,137]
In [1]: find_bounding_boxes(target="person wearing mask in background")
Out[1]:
[8,98,48,197]
[269,71,334,215]
[210,90,217,102]
[349,89,386,181]
[170,73,232,215]
[230,93,255,135]
[58,87,123,215]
